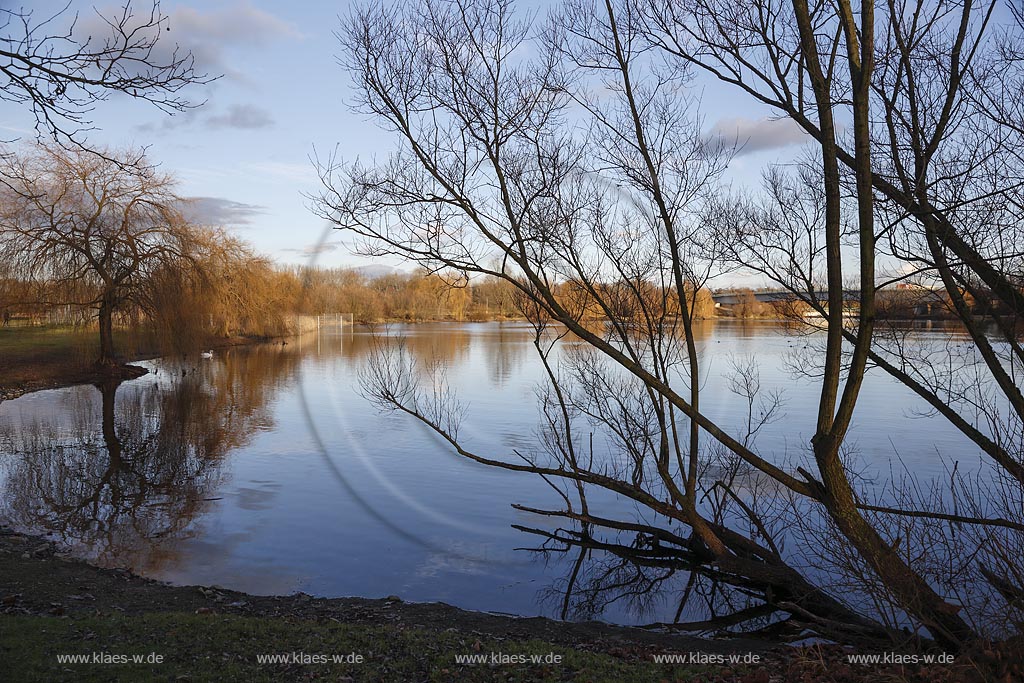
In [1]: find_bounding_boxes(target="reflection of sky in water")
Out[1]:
[0,320,987,625]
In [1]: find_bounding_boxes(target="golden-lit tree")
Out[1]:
[0,144,198,368]
[146,228,301,350]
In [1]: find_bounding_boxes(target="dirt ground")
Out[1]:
[0,527,997,682]
[0,527,766,656]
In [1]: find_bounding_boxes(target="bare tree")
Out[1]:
[0,1,212,147]
[0,143,197,368]
[642,0,1024,644]
[319,0,1024,657]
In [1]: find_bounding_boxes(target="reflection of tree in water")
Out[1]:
[338,325,475,369]
[0,344,301,570]
[333,324,536,387]
[533,530,771,631]
[480,324,530,385]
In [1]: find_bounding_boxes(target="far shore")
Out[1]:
[0,314,959,403]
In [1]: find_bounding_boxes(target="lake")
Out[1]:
[0,320,984,625]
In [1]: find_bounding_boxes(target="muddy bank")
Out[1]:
[0,528,990,682]
[0,363,149,402]
[0,527,765,657]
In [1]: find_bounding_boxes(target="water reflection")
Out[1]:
[480,324,530,385]
[333,323,474,369]
[0,345,301,571]
[0,321,993,626]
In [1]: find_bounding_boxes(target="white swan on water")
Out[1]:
[200,350,214,359]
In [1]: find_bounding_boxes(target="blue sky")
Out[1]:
[0,1,810,275]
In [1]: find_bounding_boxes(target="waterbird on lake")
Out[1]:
[200,350,214,359]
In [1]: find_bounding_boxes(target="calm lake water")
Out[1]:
[0,320,983,625]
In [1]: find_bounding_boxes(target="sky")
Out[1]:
[0,0,811,277]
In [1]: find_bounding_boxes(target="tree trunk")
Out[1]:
[814,438,977,650]
[97,292,117,368]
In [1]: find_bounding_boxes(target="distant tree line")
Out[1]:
[718,285,976,320]
[0,142,719,371]
[295,267,507,323]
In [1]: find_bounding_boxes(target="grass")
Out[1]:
[0,324,98,359]
[0,613,709,682]
[0,324,156,393]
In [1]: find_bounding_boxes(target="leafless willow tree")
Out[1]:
[318,0,1024,656]
[0,143,198,367]
[0,1,211,147]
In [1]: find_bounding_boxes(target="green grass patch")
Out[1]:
[0,324,98,360]
[0,612,708,682]
[0,325,160,392]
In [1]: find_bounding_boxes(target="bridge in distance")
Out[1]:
[710,289,946,305]
[711,290,837,306]
[710,288,947,316]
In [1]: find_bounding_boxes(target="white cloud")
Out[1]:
[170,2,302,44]
[179,196,266,226]
[708,117,808,156]
[281,240,344,257]
[206,104,275,130]
[136,102,275,132]
[76,2,300,82]
[165,2,302,80]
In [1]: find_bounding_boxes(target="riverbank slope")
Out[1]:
[0,528,977,682]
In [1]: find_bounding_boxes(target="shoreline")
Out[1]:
[0,316,960,403]
[0,527,782,682]
[0,527,766,654]
[0,527,973,682]
[0,366,145,402]
[0,317,525,402]
[0,331,281,402]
